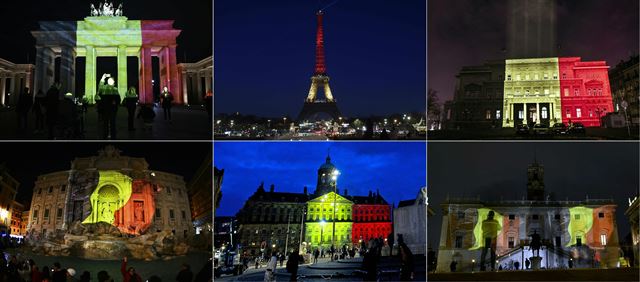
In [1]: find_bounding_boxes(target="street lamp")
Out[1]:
[331,169,340,261]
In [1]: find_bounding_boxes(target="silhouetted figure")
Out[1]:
[122,87,139,131]
[137,104,156,131]
[514,260,520,270]
[449,260,457,272]
[98,75,121,139]
[525,258,530,269]
[362,241,380,281]
[120,257,142,282]
[286,251,301,281]
[279,252,285,267]
[264,251,278,282]
[45,83,61,139]
[175,263,193,282]
[59,92,80,138]
[161,86,174,121]
[33,90,46,133]
[313,249,320,264]
[80,271,91,282]
[568,259,573,269]
[16,87,33,132]
[480,211,501,271]
[97,270,112,282]
[399,238,415,281]
[529,230,542,257]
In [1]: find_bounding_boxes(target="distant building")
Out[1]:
[214,216,238,249]
[178,56,213,105]
[0,58,34,107]
[188,153,212,235]
[436,160,621,272]
[625,196,639,267]
[20,210,29,237]
[214,167,224,210]
[10,201,24,237]
[394,187,427,255]
[0,163,19,235]
[609,55,639,125]
[442,61,505,129]
[28,146,193,240]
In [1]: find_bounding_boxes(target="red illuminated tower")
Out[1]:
[297,10,342,122]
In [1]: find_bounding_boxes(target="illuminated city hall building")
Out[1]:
[236,155,392,255]
[502,57,613,127]
[436,160,620,272]
[28,146,193,239]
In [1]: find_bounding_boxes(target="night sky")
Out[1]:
[213,142,427,216]
[214,0,426,117]
[427,142,640,250]
[1,142,211,205]
[428,0,640,102]
[0,0,212,64]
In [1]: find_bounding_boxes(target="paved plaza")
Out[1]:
[0,105,211,140]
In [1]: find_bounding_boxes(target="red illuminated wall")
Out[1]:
[559,57,614,127]
[113,180,156,235]
[352,204,392,244]
[139,21,182,104]
[588,205,616,248]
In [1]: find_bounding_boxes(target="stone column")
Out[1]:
[85,45,97,103]
[60,46,76,95]
[0,76,6,106]
[8,74,16,105]
[536,103,540,124]
[181,71,189,105]
[35,46,55,97]
[166,45,182,104]
[139,46,153,104]
[117,45,128,100]
[205,75,212,93]
[196,72,203,101]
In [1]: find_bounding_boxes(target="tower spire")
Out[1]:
[315,10,326,75]
[326,147,331,163]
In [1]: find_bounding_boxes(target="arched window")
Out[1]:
[541,107,548,119]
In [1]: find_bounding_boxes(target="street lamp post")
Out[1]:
[331,169,340,261]
[284,212,291,255]
[298,207,306,255]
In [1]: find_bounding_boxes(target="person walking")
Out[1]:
[16,87,33,133]
[264,251,278,282]
[279,252,285,267]
[160,86,174,121]
[399,240,415,280]
[33,90,46,134]
[449,260,457,272]
[313,248,319,264]
[286,251,300,282]
[122,87,139,131]
[525,258,530,269]
[98,74,121,139]
[120,257,142,282]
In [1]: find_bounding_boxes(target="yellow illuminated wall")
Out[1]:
[305,192,353,247]
[566,206,594,247]
[82,171,133,225]
[470,208,503,250]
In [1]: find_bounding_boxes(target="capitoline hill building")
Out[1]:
[436,159,621,272]
[27,146,193,240]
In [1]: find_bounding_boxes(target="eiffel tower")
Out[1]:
[297,10,342,122]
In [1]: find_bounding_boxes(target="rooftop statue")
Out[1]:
[90,1,123,17]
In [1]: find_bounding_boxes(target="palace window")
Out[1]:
[516,74,521,81]
[600,234,607,245]
[544,89,550,95]
[49,186,53,193]
[169,210,175,220]
[564,88,569,96]
[525,89,530,95]
[589,110,593,117]
[532,214,539,220]
[526,74,530,80]
[485,110,491,120]
[507,74,512,80]
[553,73,558,79]
[56,208,62,220]
[455,235,463,248]
[515,90,521,95]
[598,212,604,218]
[534,74,539,80]
[518,110,524,119]
[496,110,501,119]
[575,214,581,220]
[566,109,571,118]
[541,107,548,119]
[33,210,38,221]
[182,210,186,220]
[44,209,50,220]
[576,108,582,118]
[61,185,66,192]
[544,73,549,80]
[155,208,161,218]
[535,89,540,95]
[555,214,561,220]
[575,88,580,96]
[508,237,515,248]
[457,212,465,219]
[562,73,566,79]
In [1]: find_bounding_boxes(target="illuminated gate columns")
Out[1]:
[31,16,182,104]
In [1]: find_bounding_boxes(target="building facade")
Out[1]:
[442,61,505,129]
[236,155,392,256]
[0,58,34,107]
[625,196,639,267]
[394,187,427,255]
[436,161,620,272]
[0,164,19,235]
[10,201,24,237]
[609,55,639,125]
[178,56,212,106]
[20,210,29,237]
[28,146,193,240]
[214,216,238,249]
[558,58,613,127]
[188,153,212,235]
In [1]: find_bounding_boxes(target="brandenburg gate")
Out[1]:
[30,3,184,104]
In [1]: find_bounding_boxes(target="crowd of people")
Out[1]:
[0,255,213,282]
[9,74,212,140]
